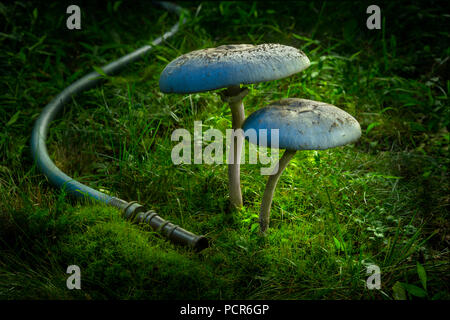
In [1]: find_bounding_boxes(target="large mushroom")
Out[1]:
[242,98,361,234]
[159,44,310,209]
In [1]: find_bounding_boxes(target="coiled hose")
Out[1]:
[30,1,208,251]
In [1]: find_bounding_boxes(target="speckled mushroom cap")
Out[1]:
[243,98,361,150]
[159,44,310,93]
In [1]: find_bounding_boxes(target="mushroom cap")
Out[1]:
[242,98,361,150]
[159,44,310,93]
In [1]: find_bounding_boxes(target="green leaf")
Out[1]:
[292,33,320,44]
[379,107,395,114]
[113,1,122,12]
[366,172,402,180]
[93,66,107,77]
[402,283,427,298]
[333,237,341,250]
[6,111,20,126]
[28,34,46,52]
[416,262,427,291]
[392,281,407,300]
[366,121,381,134]
[349,50,362,61]
[156,55,170,63]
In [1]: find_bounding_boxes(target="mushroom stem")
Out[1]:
[259,149,297,234]
[222,85,248,210]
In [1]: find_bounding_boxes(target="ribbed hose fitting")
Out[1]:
[109,198,208,251]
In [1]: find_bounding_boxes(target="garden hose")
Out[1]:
[30,1,209,251]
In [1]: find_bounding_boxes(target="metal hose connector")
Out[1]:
[30,1,209,251]
[109,197,208,251]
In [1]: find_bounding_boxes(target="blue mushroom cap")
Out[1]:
[159,44,310,93]
[242,98,361,150]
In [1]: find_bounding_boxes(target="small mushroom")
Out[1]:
[242,98,361,234]
[159,44,310,209]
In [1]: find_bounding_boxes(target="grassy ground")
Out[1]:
[0,1,449,300]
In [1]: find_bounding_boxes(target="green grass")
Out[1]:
[0,1,448,300]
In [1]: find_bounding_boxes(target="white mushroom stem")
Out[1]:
[259,149,297,234]
[222,85,249,210]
